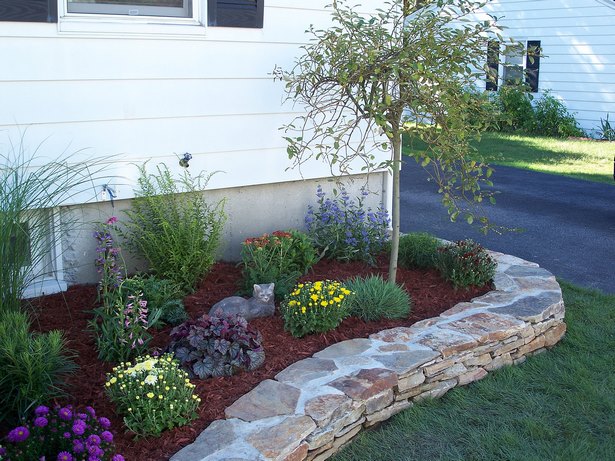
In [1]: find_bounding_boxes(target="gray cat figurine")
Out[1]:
[208,283,275,321]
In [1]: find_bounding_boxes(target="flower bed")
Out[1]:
[16,256,489,461]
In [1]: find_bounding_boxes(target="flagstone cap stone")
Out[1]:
[171,249,567,461]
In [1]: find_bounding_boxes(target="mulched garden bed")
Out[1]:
[25,256,489,460]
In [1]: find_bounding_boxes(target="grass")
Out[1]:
[332,282,615,461]
[403,131,615,184]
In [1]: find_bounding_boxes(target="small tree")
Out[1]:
[275,0,519,283]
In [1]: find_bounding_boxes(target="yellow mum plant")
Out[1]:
[280,280,352,337]
[105,353,200,437]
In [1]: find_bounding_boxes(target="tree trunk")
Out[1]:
[388,133,402,284]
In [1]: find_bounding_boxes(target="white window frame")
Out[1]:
[21,209,68,299]
[67,0,192,19]
[58,0,206,37]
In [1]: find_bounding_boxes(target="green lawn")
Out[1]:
[332,282,615,461]
[403,132,615,184]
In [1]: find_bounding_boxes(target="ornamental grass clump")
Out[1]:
[280,280,352,337]
[105,354,200,438]
[167,311,265,379]
[0,404,123,461]
[305,186,390,264]
[436,239,497,289]
[344,275,411,321]
[398,232,443,269]
[0,310,76,424]
[240,229,318,299]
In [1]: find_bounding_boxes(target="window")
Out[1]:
[208,0,263,28]
[67,0,192,17]
[0,0,58,22]
[486,40,541,93]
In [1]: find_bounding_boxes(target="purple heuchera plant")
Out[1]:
[168,310,265,379]
[0,404,123,461]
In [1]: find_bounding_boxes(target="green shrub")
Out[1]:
[168,312,265,379]
[533,90,584,138]
[0,310,76,423]
[105,353,200,437]
[280,280,352,337]
[436,239,497,288]
[398,232,442,269]
[344,275,411,321]
[119,274,187,326]
[305,185,390,264]
[240,230,318,300]
[494,84,535,132]
[121,163,226,294]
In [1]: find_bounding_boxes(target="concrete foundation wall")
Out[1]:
[60,172,389,285]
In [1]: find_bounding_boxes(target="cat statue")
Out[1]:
[208,283,275,321]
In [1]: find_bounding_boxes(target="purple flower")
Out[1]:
[73,440,85,453]
[63,432,72,439]
[100,430,114,443]
[112,455,125,461]
[35,405,50,417]
[58,407,72,421]
[0,447,7,455]
[72,420,86,436]
[78,412,88,420]
[86,406,96,417]
[87,434,101,446]
[7,426,30,443]
[107,216,118,225]
[98,416,111,429]
[57,452,73,461]
[34,416,49,427]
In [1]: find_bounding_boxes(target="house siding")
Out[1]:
[480,0,615,134]
[0,0,391,288]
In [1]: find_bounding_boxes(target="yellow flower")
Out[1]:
[158,395,163,399]
[333,297,341,303]
[105,382,111,387]
[310,294,319,302]
[301,307,306,314]
[321,301,328,307]
[110,377,117,384]
[192,394,198,400]
[147,392,154,399]
[288,300,298,307]
[298,284,304,288]
[329,300,334,305]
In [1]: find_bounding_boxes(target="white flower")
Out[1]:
[144,374,158,385]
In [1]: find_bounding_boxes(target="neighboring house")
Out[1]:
[0,0,390,295]
[478,0,615,135]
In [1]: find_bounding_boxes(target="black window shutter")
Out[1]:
[525,40,541,92]
[0,0,57,22]
[486,40,500,91]
[208,0,263,28]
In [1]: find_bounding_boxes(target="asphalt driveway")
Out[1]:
[400,161,615,294]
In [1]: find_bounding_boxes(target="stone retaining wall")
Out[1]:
[171,251,567,461]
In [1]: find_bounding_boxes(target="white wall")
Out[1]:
[481,0,615,134]
[0,0,389,202]
[0,0,391,288]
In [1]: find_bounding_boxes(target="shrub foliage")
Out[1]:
[121,163,226,293]
[436,239,497,289]
[398,232,442,269]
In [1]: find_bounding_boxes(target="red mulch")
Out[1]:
[23,256,489,460]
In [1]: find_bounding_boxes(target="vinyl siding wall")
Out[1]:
[481,0,615,134]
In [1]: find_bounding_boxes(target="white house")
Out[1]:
[478,0,615,135]
[0,0,391,294]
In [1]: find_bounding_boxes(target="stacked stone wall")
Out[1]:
[172,251,567,461]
